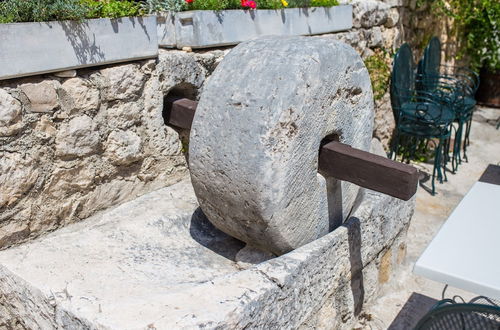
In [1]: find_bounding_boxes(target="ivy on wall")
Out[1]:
[364,49,392,101]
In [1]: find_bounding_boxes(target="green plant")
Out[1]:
[82,0,143,19]
[0,0,89,23]
[309,0,339,7]
[365,49,392,101]
[434,0,500,71]
[141,0,186,13]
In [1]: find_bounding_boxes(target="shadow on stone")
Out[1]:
[344,216,364,316]
[388,292,438,330]
[189,207,246,261]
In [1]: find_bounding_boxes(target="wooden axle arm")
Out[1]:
[164,97,418,201]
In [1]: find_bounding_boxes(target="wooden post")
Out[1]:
[165,98,419,200]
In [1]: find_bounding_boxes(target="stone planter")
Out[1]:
[157,5,353,49]
[0,16,158,81]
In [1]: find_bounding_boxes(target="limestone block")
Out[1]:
[385,8,400,27]
[0,89,23,136]
[352,0,390,28]
[156,50,207,93]
[34,115,57,138]
[60,78,100,112]
[20,81,59,113]
[52,70,77,78]
[106,102,141,129]
[190,36,374,255]
[105,130,142,165]
[0,178,414,329]
[0,153,39,207]
[55,115,99,158]
[367,26,384,48]
[100,64,145,101]
[46,165,95,199]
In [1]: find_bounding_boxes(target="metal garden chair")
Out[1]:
[417,37,480,171]
[390,43,455,195]
[414,298,500,329]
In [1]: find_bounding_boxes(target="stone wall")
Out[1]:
[0,50,226,249]
[0,1,448,248]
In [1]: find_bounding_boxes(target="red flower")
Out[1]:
[185,0,194,3]
[248,0,256,8]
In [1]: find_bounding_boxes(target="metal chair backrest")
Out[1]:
[390,43,415,121]
[418,37,441,78]
[414,303,500,330]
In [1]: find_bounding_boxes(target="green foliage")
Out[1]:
[0,0,143,23]
[435,0,500,71]
[83,0,142,19]
[187,0,239,11]
[0,0,89,23]
[141,0,186,13]
[364,49,392,101]
[309,0,339,7]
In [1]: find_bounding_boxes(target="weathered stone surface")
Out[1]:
[46,165,95,198]
[374,92,396,149]
[0,177,415,329]
[20,81,59,112]
[105,130,142,165]
[52,70,77,78]
[352,0,390,28]
[55,115,99,158]
[190,36,374,255]
[106,102,141,129]
[34,115,57,138]
[0,153,39,207]
[60,77,100,112]
[0,89,23,136]
[367,26,384,48]
[100,64,145,101]
[385,8,400,27]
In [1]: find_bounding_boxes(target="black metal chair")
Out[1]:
[390,43,455,195]
[417,37,480,171]
[414,300,500,330]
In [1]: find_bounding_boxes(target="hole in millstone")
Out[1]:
[318,133,343,232]
[162,83,199,162]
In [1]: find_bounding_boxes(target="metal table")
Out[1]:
[414,164,500,300]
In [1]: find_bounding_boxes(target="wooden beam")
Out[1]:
[164,96,197,129]
[319,141,418,200]
[166,98,419,200]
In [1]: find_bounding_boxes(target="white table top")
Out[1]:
[414,180,500,300]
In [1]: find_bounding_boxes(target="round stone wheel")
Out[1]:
[189,36,374,255]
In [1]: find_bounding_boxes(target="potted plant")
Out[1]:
[437,0,500,107]
[0,0,158,80]
[146,0,352,49]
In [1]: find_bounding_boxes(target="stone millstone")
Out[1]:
[189,36,374,255]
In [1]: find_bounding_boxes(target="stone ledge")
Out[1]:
[0,170,414,328]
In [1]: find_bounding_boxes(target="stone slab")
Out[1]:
[158,6,353,49]
[0,171,415,329]
[0,16,158,80]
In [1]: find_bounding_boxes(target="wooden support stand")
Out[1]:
[165,97,419,201]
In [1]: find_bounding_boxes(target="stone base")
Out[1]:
[0,176,414,329]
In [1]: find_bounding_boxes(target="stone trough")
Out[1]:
[0,37,416,329]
